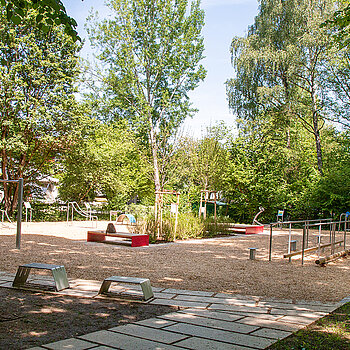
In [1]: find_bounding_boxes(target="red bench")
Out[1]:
[87,230,149,247]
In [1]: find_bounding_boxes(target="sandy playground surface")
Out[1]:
[0,220,349,303]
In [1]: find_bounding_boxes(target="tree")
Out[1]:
[2,0,80,41]
[87,0,206,192]
[59,120,152,205]
[226,0,338,176]
[0,6,82,213]
[323,2,350,47]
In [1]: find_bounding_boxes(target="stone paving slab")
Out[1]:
[279,314,324,325]
[159,312,259,333]
[134,317,176,329]
[174,294,258,306]
[174,336,254,350]
[149,298,210,308]
[259,301,338,313]
[209,303,270,314]
[162,288,215,297]
[237,316,303,331]
[270,308,326,317]
[178,308,245,322]
[40,337,97,350]
[79,330,186,349]
[163,322,275,349]
[250,327,292,340]
[214,293,260,301]
[109,324,188,344]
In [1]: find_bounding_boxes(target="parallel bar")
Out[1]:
[284,240,344,258]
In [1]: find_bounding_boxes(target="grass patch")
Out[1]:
[268,302,350,350]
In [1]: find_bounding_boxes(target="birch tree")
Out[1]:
[227,0,338,176]
[87,0,206,191]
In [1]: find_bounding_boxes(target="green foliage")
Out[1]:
[137,210,205,242]
[226,0,339,176]
[0,5,82,213]
[2,0,80,41]
[86,0,206,190]
[323,2,350,48]
[59,120,152,205]
[29,202,67,222]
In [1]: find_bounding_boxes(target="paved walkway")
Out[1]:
[0,271,348,350]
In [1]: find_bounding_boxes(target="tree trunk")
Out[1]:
[148,117,161,191]
[312,111,323,176]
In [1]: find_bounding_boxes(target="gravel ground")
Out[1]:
[1,221,349,303]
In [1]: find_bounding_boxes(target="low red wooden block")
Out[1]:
[131,234,149,247]
[87,230,106,242]
[245,225,264,234]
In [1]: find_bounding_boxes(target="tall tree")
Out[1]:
[2,0,80,41]
[0,6,81,213]
[226,0,338,176]
[87,0,206,192]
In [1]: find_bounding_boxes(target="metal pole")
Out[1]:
[306,220,309,248]
[269,224,273,261]
[301,225,306,265]
[16,178,23,249]
[344,216,347,250]
[317,224,321,259]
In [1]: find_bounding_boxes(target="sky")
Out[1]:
[62,0,259,138]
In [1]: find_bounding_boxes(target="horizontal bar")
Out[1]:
[284,240,343,258]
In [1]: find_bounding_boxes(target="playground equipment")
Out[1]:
[0,178,23,249]
[155,189,180,240]
[199,189,217,220]
[252,206,264,225]
[269,216,348,265]
[66,201,97,226]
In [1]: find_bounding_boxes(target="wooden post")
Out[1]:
[173,193,180,241]
[214,191,217,234]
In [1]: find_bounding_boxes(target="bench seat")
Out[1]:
[12,263,69,291]
[98,275,154,301]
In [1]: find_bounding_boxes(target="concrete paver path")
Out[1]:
[0,271,347,350]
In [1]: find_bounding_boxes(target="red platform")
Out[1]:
[229,224,264,235]
[87,230,149,247]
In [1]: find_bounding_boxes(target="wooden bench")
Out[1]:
[98,276,154,301]
[12,263,70,291]
[87,230,149,247]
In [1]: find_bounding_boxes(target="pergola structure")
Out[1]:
[155,189,180,240]
[0,178,23,249]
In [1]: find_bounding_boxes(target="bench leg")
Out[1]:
[99,280,112,294]
[12,266,31,287]
[140,280,154,300]
[51,266,70,291]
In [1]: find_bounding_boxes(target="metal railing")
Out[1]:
[269,216,348,265]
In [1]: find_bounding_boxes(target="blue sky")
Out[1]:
[62,0,259,137]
